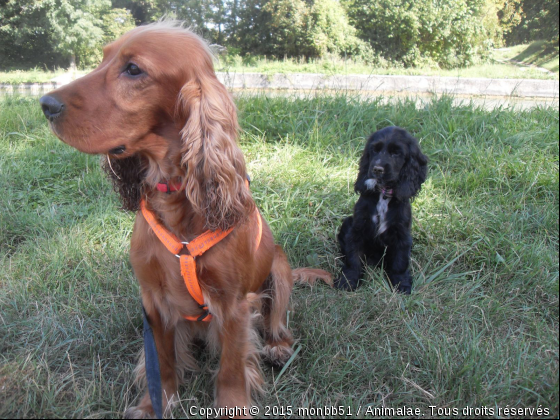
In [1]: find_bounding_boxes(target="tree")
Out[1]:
[110,0,162,23]
[47,0,109,69]
[101,7,136,46]
[342,0,501,68]
[506,0,559,44]
[141,0,229,44]
[306,0,370,58]
[263,0,309,57]
[0,0,63,68]
[495,0,524,41]
[0,0,138,69]
[0,0,111,69]
[257,0,368,59]
[229,0,274,55]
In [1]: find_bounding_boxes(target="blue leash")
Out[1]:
[142,306,163,419]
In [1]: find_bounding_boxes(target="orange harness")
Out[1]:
[140,197,262,322]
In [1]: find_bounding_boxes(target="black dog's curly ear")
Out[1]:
[354,139,372,194]
[394,134,428,201]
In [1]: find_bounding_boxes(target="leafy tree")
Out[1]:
[0,0,137,69]
[228,0,274,55]
[145,0,229,44]
[507,0,559,44]
[111,0,162,23]
[47,0,109,69]
[306,0,371,58]
[342,0,501,68]
[258,0,368,59]
[0,0,63,68]
[495,0,524,40]
[101,7,136,45]
[263,0,309,57]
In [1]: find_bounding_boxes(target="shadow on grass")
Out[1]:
[512,40,559,71]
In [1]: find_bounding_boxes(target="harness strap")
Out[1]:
[179,255,211,322]
[140,200,184,255]
[186,227,234,257]
[139,178,262,322]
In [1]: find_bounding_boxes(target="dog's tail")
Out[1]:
[292,268,333,287]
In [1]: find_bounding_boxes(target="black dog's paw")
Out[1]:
[389,273,412,295]
[334,273,359,291]
[397,283,412,295]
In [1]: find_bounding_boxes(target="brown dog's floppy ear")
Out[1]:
[178,74,254,231]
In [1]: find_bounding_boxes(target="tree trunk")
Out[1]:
[69,53,76,72]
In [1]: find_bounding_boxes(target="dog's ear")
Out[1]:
[354,140,372,194]
[178,74,253,230]
[394,134,428,201]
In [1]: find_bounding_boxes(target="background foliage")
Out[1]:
[343,0,501,68]
[0,0,558,70]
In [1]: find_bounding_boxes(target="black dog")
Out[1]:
[335,127,428,293]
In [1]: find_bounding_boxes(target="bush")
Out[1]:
[343,0,501,68]
[0,1,135,70]
[506,0,559,45]
[306,0,373,60]
[260,0,372,60]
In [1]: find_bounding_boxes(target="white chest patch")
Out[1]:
[364,178,377,190]
[373,195,391,234]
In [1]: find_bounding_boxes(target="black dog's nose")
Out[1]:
[372,166,384,175]
[40,95,65,120]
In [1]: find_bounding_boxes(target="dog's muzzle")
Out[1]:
[39,95,65,122]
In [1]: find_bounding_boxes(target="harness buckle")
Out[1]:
[175,241,191,258]
[197,308,211,322]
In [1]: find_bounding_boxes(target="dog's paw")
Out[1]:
[124,406,155,419]
[334,275,358,291]
[397,283,412,294]
[262,342,294,368]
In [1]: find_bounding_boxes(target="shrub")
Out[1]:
[343,0,502,68]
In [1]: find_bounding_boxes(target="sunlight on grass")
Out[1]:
[0,68,89,84]
[1,43,557,86]
[1,94,558,417]
[493,40,559,75]
[216,49,558,80]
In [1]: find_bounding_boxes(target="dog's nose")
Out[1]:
[39,95,65,120]
[372,165,384,175]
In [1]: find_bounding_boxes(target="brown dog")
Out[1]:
[40,21,331,418]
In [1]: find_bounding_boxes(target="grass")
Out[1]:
[0,41,557,85]
[217,46,558,80]
[494,40,560,74]
[0,68,87,84]
[0,93,558,418]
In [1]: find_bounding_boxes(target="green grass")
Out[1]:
[217,50,559,80]
[494,41,560,74]
[0,94,558,418]
[1,41,558,85]
[0,68,88,84]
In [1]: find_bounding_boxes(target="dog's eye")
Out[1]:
[125,63,143,76]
